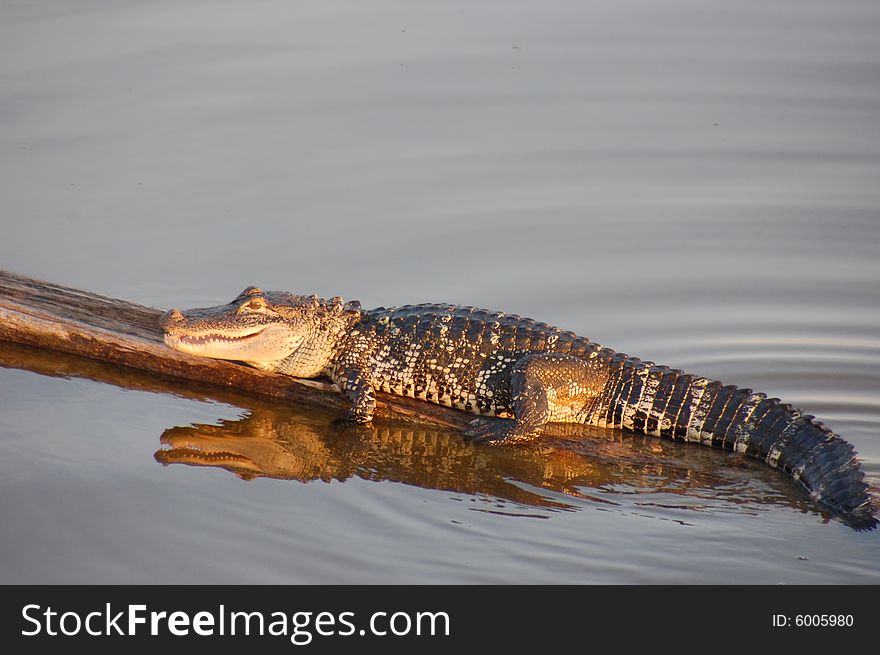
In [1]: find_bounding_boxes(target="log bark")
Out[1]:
[0,269,472,429]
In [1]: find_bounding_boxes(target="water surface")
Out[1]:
[1,0,879,583]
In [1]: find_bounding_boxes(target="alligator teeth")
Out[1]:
[171,329,266,346]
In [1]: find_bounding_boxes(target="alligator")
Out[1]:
[160,287,878,530]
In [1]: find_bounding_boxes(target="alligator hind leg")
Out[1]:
[464,353,607,444]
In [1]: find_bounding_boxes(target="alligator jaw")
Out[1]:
[162,323,301,369]
[163,327,267,356]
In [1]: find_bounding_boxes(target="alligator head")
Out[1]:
[160,286,361,376]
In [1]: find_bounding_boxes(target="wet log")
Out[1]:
[0,269,471,429]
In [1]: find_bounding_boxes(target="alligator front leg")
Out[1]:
[464,353,607,444]
[334,364,377,424]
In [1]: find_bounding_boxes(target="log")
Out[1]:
[0,269,472,429]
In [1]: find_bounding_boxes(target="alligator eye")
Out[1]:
[240,298,266,312]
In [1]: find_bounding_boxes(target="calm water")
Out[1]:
[1,0,879,583]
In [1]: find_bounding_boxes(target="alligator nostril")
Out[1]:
[160,308,184,327]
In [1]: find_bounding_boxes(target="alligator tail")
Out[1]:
[589,354,877,530]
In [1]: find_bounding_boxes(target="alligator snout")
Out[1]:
[160,308,185,331]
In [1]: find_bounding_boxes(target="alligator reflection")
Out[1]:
[0,340,812,520]
[155,405,809,518]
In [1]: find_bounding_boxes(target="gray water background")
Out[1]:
[1,0,879,582]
